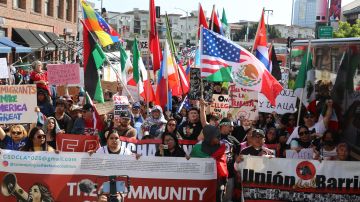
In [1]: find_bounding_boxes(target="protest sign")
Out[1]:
[188,68,213,102]
[0,150,217,202]
[113,95,129,118]
[210,94,229,119]
[56,86,80,96]
[94,101,114,115]
[47,64,80,85]
[56,134,100,152]
[0,85,37,124]
[229,85,258,120]
[258,89,297,114]
[0,58,9,79]
[238,156,360,202]
[119,137,197,156]
[101,80,118,93]
[286,148,314,159]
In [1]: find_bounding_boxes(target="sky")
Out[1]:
[89,0,356,25]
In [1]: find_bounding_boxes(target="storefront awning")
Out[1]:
[0,42,11,53]
[30,30,56,51]
[12,28,43,50]
[0,37,32,53]
[44,32,63,49]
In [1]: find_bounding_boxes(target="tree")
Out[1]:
[268,26,281,39]
[232,23,281,41]
[334,19,360,38]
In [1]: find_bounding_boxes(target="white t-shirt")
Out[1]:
[96,145,133,155]
[286,120,327,145]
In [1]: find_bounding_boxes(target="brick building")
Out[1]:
[0,0,78,63]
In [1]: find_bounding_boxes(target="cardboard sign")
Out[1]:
[101,80,118,93]
[56,86,80,96]
[47,64,80,85]
[0,150,217,202]
[56,134,100,152]
[210,94,229,119]
[258,89,297,114]
[94,101,114,115]
[229,85,258,120]
[0,85,37,124]
[0,58,9,79]
[285,148,314,159]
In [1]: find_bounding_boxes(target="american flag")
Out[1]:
[201,28,241,78]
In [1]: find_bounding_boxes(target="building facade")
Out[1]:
[0,0,78,62]
[292,0,317,28]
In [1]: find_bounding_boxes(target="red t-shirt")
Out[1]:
[30,71,50,95]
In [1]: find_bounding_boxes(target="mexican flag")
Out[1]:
[119,44,132,84]
[293,51,315,107]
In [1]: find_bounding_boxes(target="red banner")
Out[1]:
[56,134,100,152]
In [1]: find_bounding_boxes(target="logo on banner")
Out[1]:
[296,161,316,180]
[233,64,261,87]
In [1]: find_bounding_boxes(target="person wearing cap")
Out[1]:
[71,104,100,135]
[37,89,54,117]
[178,107,203,140]
[190,125,228,202]
[142,106,167,139]
[54,99,73,133]
[114,110,137,139]
[218,118,240,202]
[286,100,333,145]
[240,128,274,156]
[131,102,144,139]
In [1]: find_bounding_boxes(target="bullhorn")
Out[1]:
[1,173,28,201]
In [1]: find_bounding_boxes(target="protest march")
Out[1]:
[0,0,359,201]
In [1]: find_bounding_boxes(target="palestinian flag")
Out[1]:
[82,20,106,103]
[291,46,306,58]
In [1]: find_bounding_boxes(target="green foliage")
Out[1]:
[232,23,281,41]
[334,19,360,38]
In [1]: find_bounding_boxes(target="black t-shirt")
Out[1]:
[55,113,73,133]
[107,147,121,154]
[178,121,203,140]
[232,126,251,143]
[292,138,312,149]
[220,134,240,178]
[155,147,186,157]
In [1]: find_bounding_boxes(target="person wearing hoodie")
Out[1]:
[37,89,54,117]
[190,125,228,202]
[42,117,64,149]
[142,105,167,139]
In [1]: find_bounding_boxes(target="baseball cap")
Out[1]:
[251,129,265,138]
[119,110,131,119]
[132,102,141,109]
[219,118,233,126]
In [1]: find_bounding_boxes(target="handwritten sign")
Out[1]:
[0,85,37,124]
[47,63,80,85]
[0,58,9,79]
[258,89,297,114]
[113,95,129,118]
[210,94,229,119]
[286,148,314,159]
[229,85,258,120]
[56,86,80,96]
[94,101,114,115]
[101,80,118,93]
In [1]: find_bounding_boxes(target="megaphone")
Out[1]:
[1,173,28,202]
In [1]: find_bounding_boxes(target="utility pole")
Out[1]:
[264,9,273,31]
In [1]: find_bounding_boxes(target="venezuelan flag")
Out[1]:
[81,0,120,47]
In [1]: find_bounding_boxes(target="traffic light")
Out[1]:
[186,39,191,47]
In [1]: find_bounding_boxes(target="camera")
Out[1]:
[163,145,168,149]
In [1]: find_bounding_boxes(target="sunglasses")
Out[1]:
[11,131,22,135]
[36,135,46,139]
[168,123,176,126]
[299,131,309,136]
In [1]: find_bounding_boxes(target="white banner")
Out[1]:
[0,58,9,79]
[238,156,360,201]
[0,85,37,124]
[258,89,297,114]
[286,148,314,159]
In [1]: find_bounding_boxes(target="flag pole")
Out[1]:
[210,5,215,31]
[199,25,204,100]
[296,39,312,126]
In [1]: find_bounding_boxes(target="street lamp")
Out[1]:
[264,9,273,35]
[174,7,189,44]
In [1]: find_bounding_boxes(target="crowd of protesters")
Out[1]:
[0,60,356,202]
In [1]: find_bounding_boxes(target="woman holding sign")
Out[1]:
[30,61,50,96]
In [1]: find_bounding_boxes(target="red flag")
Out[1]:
[149,0,162,73]
[198,3,208,37]
[209,5,223,35]
[172,63,190,96]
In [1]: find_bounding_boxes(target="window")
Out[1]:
[13,0,26,9]
[0,0,7,4]
[31,0,41,13]
[45,0,54,16]
[66,0,72,21]
[73,0,77,23]
[57,0,64,19]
